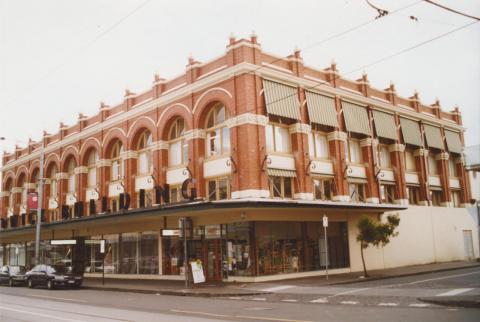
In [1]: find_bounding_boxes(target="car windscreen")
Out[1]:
[10,266,26,274]
[47,265,70,274]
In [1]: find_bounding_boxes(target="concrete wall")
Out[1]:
[347,206,480,273]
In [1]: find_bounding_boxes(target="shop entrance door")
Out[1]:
[204,240,222,282]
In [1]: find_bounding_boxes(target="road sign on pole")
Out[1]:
[323,214,329,280]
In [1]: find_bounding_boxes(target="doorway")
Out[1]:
[204,240,222,282]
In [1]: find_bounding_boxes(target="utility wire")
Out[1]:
[2,0,153,106]
[247,20,479,110]
[423,0,480,21]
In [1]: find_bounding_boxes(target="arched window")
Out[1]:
[87,150,99,188]
[67,159,76,193]
[5,180,13,212]
[18,175,27,208]
[137,131,153,175]
[31,169,39,192]
[205,104,230,157]
[168,118,188,166]
[111,141,124,181]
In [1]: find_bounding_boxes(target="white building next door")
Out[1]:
[463,230,474,260]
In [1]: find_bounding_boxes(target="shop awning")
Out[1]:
[347,177,368,184]
[424,124,444,150]
[341,100,370,136]
[444,130,462,154]
[262,79,300,120]
[372,110,397,140]
[400,117,422,147]
[267,168,297,177]
[305,91,338,127]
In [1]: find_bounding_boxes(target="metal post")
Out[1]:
[183,217,188,288]
[324,225,329,280]
[35,146,45,265]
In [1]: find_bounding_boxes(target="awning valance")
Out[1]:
[341,101,370,136]
[267,168,297,178]
[262,79,300,120]
[372,110,397,140]
[424,124,444,150]
[305,91,338,128]
[444,130,462,154]
[400,117,422,147]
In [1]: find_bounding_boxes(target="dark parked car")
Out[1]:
[0,265,27,286]
[26,264,83,290]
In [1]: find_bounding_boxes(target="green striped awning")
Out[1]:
[372,110,397,140]
[305,91,338,127]
[267,168,297,178]
[400,117,422,147]
[424,124,444,150]
[341,101,370,136]
[444,130,462,154]
[263,79,300,120]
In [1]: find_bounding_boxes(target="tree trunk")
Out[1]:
[360,242,368,277]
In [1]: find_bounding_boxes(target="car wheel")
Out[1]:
[27,279,34,288]
[47,280,55,290]
[8,278,14,287]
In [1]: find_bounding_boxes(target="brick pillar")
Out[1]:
[12,187,22,216]
[456,157,471,206]
[188,135,206,198]
[361,138,379,203]
[75,166,88,203]
[155,146,168,190]
[231,121,269,199]
[97,160,111,204]
[57,173,69,217]
[290,124,313,200]
[414,148,429,205]
[43,181,51,222]
[327,131,349,201]
[0,192,7,219]
[389,144,408,204]
[123,152,138,209]
[436,152,451,207]
[25,183,36,224]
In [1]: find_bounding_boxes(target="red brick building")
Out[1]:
[0,34,475,282]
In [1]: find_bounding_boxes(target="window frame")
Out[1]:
[87,150,99,189]
[205,104,230,158]
[168,118,188,167]
[265,122,292,154]
[308,131,330,160]
[377,144,391,169]
[110,141,124,182]
[206,177,231,201]
[137,131,153,175]
[404,149,416,172]
[312,177,333,201]
[345,139,363,164]
[268,176,294,199]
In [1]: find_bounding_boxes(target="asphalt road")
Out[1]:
[0,267,479,322]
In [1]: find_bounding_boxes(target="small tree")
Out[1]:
[356,214,400,277]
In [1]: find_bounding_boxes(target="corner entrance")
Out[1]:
[204,239,222,282]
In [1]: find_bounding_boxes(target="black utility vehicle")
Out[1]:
[0,265,27,286]
[26,264,83,290]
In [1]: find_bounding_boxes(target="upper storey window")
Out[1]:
[111,141,124,181]
[405,149,416,172]
[137,131,153,175]
[428,154,438,175]
[49,165,58,198]
[345,139,362,164]
[169,118,188,167]
[87,150,98,188]
[67,159,76,193]
[448,158,457,177]
[308,131,329,160]
[265,122,291,154]
[378,145,391,169]
[206,104,230,158]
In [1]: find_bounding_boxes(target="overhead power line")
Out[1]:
[423,0,480,21]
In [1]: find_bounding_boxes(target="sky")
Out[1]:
[0,0,479,158]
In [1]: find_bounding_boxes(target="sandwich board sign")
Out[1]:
[190,260,205,284]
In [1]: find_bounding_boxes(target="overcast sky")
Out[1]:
[1,0,479,157]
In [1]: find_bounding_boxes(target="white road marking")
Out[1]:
[310,298,328,303]
[409,303,431,307]
[251,297,267,301]
[386,270,480,288]
[229,296,242,300]
[436,288,474,296]
[340,301,358,305]
[171,309,315,322]
[378,302,398,306]
[261,285,296,292]
[0,305,86,322]
[281,299,298,302]
[29,294,87,303]
[330,287,370,297]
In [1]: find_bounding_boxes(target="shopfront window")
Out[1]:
[104,234,120,274]
[225,222,253,277]
[162,236,184,275]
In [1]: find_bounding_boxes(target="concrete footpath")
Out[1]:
[83,261,480,302]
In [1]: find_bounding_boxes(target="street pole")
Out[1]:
[183,217,188,288]
[323,214,329,281]
[35,145,45,265]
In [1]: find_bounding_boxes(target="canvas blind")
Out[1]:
[305,91,338,127]
[341,101,370,136]
[262,79,301,120]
